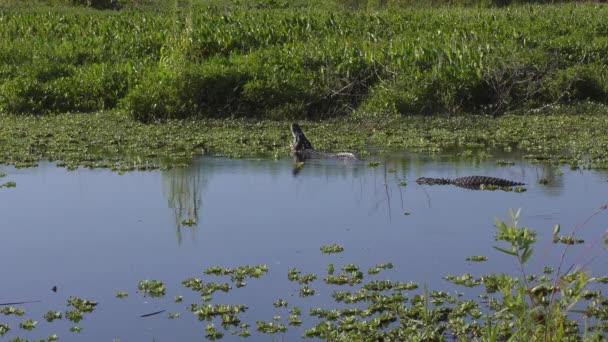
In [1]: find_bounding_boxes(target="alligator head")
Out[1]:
[290,123,313,153]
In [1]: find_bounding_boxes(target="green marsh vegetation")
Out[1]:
[1,1,608,120]
[0,0,608,171]
[1,1,608,340]
[0,0,607,171]
[0,171,15,188]
[2,209,608,340]
[4,110,608,171]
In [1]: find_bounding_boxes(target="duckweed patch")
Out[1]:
[1,307,25,316]
[18,320,35,331]
[0,181,16,188]
[115,291,128,298]
[0,324,8,336]
[299,286,315,297]
[255,321,287,334]
[137,280,165,298]
[320,244,344,254]
[0,109,607,172]
[43,311,61,323]
[272,299,288,308]
[466,256,488,262]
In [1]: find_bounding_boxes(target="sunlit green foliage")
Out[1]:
[1,307,25,316]
[368,262,393,275]
[43,311,62,322]
[191,303,246,322]
[205,323,223,340]
[255,321,287,334]
[4,107,608,174]
[18,319,36,331]
[182,278,231,299]
[320,244,344,254]
[0,181,16,188]
[115,291,128,298]
[273,299,288,308]
[299,286,315,297]
[203,265,269,288]
[137,280,166,298]
[466,255,488,262]
[1,3,607,120]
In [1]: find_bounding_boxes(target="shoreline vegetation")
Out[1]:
[0,0,607,122]
[2,107,608,171]
[2,1,608,341]
[0,0,607,171]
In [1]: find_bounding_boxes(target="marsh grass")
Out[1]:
[1,2,607,120]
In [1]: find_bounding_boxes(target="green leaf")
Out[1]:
[493,246,516,256]
[520,247,533,264]
[553,224,560,237]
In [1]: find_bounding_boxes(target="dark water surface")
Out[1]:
[1,153,607,341]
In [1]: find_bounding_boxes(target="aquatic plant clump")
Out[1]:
[3,111,608,171]
[2,209,608,340]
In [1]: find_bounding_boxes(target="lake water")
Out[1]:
[1,152,607,341]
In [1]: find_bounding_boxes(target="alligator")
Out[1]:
[290,123,356,162]
[416,176,525,190]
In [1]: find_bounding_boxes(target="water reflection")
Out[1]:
[162,163,206,244]
[533,163,565,196]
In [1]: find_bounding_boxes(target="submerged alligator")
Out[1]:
[290,123,356,162]
[416,176,525,190]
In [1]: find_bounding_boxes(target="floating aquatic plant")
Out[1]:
[1,307,25,316]
[320,244,344,254]
[256,321,287,334]
[43,311,62,323]
[115,291,128,298]
[465,256,488,262]
[205,324,223,340]
[19,319,36,331]
[137,280,165,298]
[299,286,315,297]
[0,325,8,337]
[0,181,16,188]
[273,299,288,308]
